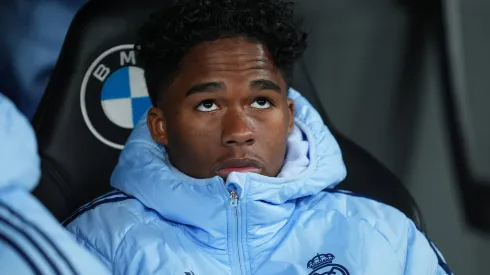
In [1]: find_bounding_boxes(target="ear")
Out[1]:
[287,98,295,134]
[147,107,168,146]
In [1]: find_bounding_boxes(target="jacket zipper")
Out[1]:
[230,190,246,275]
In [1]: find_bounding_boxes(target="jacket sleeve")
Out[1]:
[402,218,453,275]
[0,189,111,275]
[0,239,36,275]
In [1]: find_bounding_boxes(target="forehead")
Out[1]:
[175,37,283,82]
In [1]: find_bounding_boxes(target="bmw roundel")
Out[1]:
[80,44,152,150]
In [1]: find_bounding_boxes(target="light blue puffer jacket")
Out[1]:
[66,89,452,275]
[0,93,110,274]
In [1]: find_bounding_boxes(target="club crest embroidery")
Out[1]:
[307,253,350,275]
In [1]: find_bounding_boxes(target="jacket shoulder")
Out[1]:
[303,190,414,248]
[65,191,159,266]
[310,191,452,274]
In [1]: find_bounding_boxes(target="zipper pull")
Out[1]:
[230,190,239,207]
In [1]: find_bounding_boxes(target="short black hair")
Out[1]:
[136,0,308,106]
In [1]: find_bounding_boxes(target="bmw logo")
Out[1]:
[80,44,152,150]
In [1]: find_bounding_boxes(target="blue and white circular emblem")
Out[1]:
[81,44,152,150]
[100,66,149,129]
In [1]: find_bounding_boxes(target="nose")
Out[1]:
[221,108,255,147]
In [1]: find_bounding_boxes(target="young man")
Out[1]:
[67,0,453,274]
[0,93,110,274]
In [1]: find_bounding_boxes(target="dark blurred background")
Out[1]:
[1,0,489,274]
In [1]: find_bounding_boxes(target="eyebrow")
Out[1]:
[249,79,282,93]
[185,82,225,97]
[185,79,282,97]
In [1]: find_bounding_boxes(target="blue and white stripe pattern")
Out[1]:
[0,93,110,274]
[62,190,133,226]
[0,200,77,275]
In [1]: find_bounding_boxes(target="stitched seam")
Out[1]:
[111,217,160,272]
[73,232,111,265]
[401,219,410,274]
[111,204,158,263]
[357,217,405,272]
[112,224,137,272]
[122,203,146,223]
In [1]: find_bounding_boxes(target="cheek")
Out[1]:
[254,109,290,135]
[173,115,220,154]
[256,113,290,152]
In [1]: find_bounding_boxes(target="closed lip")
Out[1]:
[214,158,264,178]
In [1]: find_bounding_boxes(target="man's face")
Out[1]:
[147,37,294,180]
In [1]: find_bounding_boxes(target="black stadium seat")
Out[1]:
[32,0,425,230]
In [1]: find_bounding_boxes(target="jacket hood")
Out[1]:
[111,88,346,247]
[0,93,40,191]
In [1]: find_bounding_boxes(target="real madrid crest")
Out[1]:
[80,44,152,149]
[307,253,350,275]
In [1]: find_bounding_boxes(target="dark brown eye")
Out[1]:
[251,98,271,109]
[196,100,218,112]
